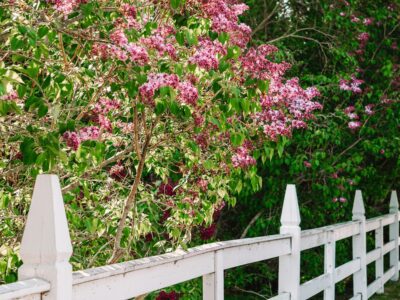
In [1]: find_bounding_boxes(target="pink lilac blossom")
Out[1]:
[95,114,112,132]
[141,39,175,59]
[256,78,322,140]
[350,15,360,23]
[232,143,256,168]
[125,43,149,65]
[120,3,136,18]
[240,44,290,80]
[93,97,120,114]
[47,0,83,15]
[189,38,227,71]
[121,3,142,30]
[109,46,128,61]
[357,32,370,49]
[348,121,362,130]
[78,126,100,141]
[140,25,177,59]
[115,121,134,134]
[339,75,364,93]
[177,81,198,106]
[109,163,127,181]
[1,90,19,101]
[363,18,374,26]
[91,43,110,60]
[192,112,205,127]
[347,113,359,119]
[365,104,374,115]
[228,23,252,48]
[63,126,101,150]
[194,132,209,149]
[91,42,148,65]
[139,73,179,105]
[201,0,250,46]
[344,106,355,114]
[63,131,80,150]
[197,179,208,192]
[110,29,129,47]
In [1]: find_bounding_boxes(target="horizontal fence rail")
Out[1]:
[0,174,399,300]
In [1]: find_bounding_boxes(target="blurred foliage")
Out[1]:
[219,0,400,297]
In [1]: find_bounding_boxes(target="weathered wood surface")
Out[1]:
[0,278,49,300]
[72,235,291,299]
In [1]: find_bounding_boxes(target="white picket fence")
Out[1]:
[0,175,399,300]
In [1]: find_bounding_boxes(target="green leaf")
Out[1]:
[155,99,166,115]
[20,137,38,165]
[231,132,244,147]
[170,0,181,10]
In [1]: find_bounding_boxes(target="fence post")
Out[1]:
[203,250,224,300]
[352,190,367,299]
[18,174,73,300]
[375,219,384,293]
[279,184,301,300]
[323,230,335,300]
[389,190,399,281]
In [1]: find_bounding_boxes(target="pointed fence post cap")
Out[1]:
[20,174,72,265]
[280,184,301,226]
[352,190,365,219]
[390,190,399,212]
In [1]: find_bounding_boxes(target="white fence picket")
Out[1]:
[375,220,384,294]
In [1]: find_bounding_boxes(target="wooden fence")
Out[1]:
[0,174,399,299]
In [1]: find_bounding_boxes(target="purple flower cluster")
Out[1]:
[47,0,84,15]
[232,142,256,168]
[333,197,347,203]
[92,41,148,65]
[202,1,251,47]
[1,90,19,101]
[189,38,227,71]
[119,4,140,29]
[257,78,322,140]
[199,223,217,240]
[343,104,375,131]
[109,163,127,181]
[110,29,128,47]
[125,43,149,65]
[240,44,290,80]
[139,73,199,107]
[63,126,100,150]
[140,26,177,59]
[348,121,362,130]
[93,97,120,114]
[156,291,180,300]
[158,179,177,196]
[139,73,179,105]
[339,75,364,93]
[177,81,198,106]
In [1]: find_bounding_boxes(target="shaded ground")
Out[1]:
[371,282,400,300]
